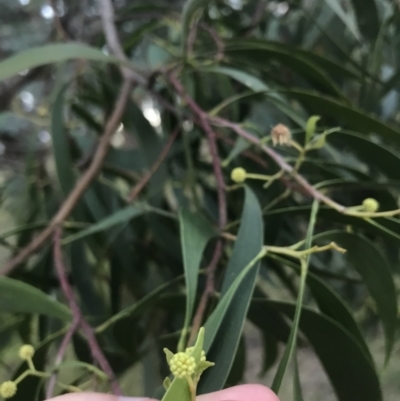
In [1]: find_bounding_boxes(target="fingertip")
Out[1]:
[197,384,279,401]
[46,393,153,401]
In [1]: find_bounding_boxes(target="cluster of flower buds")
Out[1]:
[0,345,35,399]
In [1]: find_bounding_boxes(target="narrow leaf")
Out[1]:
[200,186,264,393]
[261,300,382,401]
[0,277,71,321]
[293,351,304,401]
[315,231,398,364]
[0,43,127,82]
[62,204,148,244]
[305,115,320,144]
[270,254,373,364]
[178,209,214,350]
[272,200,319,393]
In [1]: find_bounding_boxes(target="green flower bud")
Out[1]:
[0,381,17,399]
[362,198,379,213]
[169,352,196,378]
[231,167,247,183]
[18,344,35,361]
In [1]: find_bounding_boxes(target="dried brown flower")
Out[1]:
[271,123,291,146]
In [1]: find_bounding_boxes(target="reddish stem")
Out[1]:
[53,227,122,395]
[128,127,179,202]
[168,74,227,229]
[46,318,80,398]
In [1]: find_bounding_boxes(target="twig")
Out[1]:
[188,240,223,345]
[99,0,146,84]
[168,74,227,229]
[49,0,70,40]
[53,228,122,395]
[127,127,179,202]
[46,318,80,399]
[1,80,132,276]
[168,74,227,343]
[244,0,268,37]
[216,131,269,168]
[187,19,199,57]
[199,22,224,61]
[211,116,346,213]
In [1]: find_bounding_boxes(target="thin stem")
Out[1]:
[1,80,133,276]
[271,200,320,393]
[169,74,227,229]
[98,0,146,83]
[46,318,80,399]
[188,240,223,345]
[53,227,122,395]
[128,127,179,202]
[211,116,345,213]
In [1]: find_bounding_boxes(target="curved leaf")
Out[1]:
[314,230,397,364]
[178,208,214,350]
[0,43,127,82]
[270,254,373,364]
[0,277,71,321]
[200,186,264,393]
[225,39,361,80]
[277,90,400,143]
[328,131,400,180]
[223,42,346,99]
[62,204,148,244]
[259,300,383,401]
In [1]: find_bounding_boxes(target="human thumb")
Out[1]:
[47,384,279,401]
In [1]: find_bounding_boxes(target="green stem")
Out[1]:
[271,200,319,394]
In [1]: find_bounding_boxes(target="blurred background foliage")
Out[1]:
[1,0,400,401]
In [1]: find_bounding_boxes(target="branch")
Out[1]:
[211,116,346,213]
[1,80,132,276]
[199,22,224,61]
[99,0,146,84]
[127,127,179,202]
[53,228,122,395]
[167,75,227,343]
[168,74,227,229]
[188,240,223,345]
[46,318,80,399]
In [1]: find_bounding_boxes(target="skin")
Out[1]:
[48,385,280,401]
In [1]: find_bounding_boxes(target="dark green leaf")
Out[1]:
[63,204,148,244]
[178,208,214,349]
[260,300,382,401]
[270,254,372,364]
[351,0,380,42]
[277,90,400,143]
[51,84,76,195]
[314,231,398,363]
[224,39,361,80]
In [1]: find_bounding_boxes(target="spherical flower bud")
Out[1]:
[185,347,206,362]
[0,381,17,399]
[362,198,379,213]
[169,352,196,378]
[18,344,35,360]
[231,167,247,183]
[271,123,291,146]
